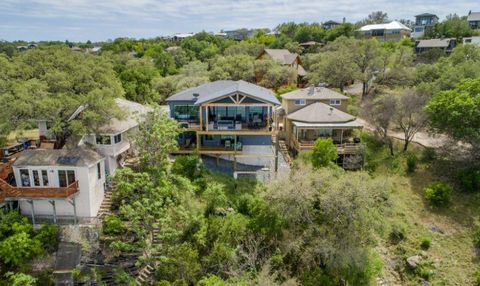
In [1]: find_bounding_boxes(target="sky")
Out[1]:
[0,0,477,42]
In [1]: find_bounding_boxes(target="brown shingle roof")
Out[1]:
[287,102,355,123]
[261,49,299,65]
[416,38,455,48]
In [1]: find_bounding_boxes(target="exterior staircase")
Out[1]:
[135,226,161,285]
[278,140,293,166]
[97,190,113,219]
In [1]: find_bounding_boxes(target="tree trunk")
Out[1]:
[362,81,368,100]
[389,140,394,156]
[403,139,410,152]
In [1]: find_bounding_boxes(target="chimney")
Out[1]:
[308,85,315,96]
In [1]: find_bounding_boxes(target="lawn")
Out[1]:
[363,133,480,285]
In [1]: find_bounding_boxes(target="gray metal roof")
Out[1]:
[468,12,480,22]
[287,102,356,123]
[166,80,280,105]
[14,147,104,168]
[415,13,438,18]
[416,38,454,48]
[281,87,349,100]
[261,49,299,65]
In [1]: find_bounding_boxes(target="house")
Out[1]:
[412,13,439,38]
[415,38,456,53]
[172,33,195,41]
[468,11,480,29]
[463,36,480,46]
[357,21,412,41]
[279,86,364,168]
[0,98,151,221]
[299,41,322,49]
[16,44,37,52]
[323,20,341,30]
[224,29,256,41]
[256,49,306,85]
[166,80,280,167]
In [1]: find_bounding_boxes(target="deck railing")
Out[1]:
[0,159,15,180]
[293,139,363,154]
[0,179,79,200]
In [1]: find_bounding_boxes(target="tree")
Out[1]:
[209,55,255,82]
[366,94,397,155]
[118,58,160,103]
[143,45,177,76]
[0,46,123,146]
[4,272,37,286]
[358,11,389,26]
[254,59,297,88]
[311,138,338,168]
[306,51,358,91]
[134,108,179,173]
[395,89,429,152]
[352,39,383,100]
[430,14,472,40]
[426,78,480,152]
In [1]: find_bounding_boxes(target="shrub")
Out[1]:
[457,168,480,192]
[389,223,407,244]
[172,155,205,180]
[420,236,432,250]
[311,138,338,168]
[473,227,480,247]
[103,215,124,236]
[424,182,452,207]
[406,154,417,173]
[415,260,435,281]
[35,224,59,252]
[475,270,480,286]
[421,147,436,162]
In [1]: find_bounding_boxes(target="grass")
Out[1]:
[6,129,39,145]
[363,132,480,285]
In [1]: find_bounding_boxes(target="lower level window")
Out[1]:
[58,170,76,187]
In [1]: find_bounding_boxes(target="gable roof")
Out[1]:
[166,80,280,105]
[99,98,153,134]
[416,38,455,48]
[259,49,300,65]
[359,21,412,32]
[323,20,341,25]
[14,147,103,168]
[468,12,480,22]
[287,102,356,123]
[415,13,438,18]
[281,87,349,100]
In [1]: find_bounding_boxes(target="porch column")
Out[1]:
[199,106,203,130]
[340,129,344,144]
[50,200,57,224]
[234,135,237,155]
[68,198,77,225]
[205,105,209,131]
[267,106,271,131]
[28,200,35,225]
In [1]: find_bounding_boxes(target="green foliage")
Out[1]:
[103,215,125,236]
[406,153,418,174]
[0,231,43,267]
[475,270,480,286]
[424,182,453,207]
[118,58,160,103]
[203,183,228,215]
[311,138,338,168]
[209,54,255,82]
[275,83,297,96]
[4,272,37,286]
[389,223,407,244]
[157,243,201,284]
[414,260,435,281]
[421,147,436,163]
[457,168,480,192]
[197,274,227,286]
[473,227,480,248]
[420,236,432,250]
[34,224,59,252]
[172,155,205,181]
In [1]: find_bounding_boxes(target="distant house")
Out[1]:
[468,11,480,29]
[224,29,256,41]
[299,41,322,49]
[415,38,456,53]
[412,13,439,38]
[0,98,151,221]
[86,46,101,54]
[463,36,480,46]
[172,33,195,41]
[256,49,306,85]
[16,43,37,52]
[357,21,412,41]
[279,86,364,168]
[323,20,341,30]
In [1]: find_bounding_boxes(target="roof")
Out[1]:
[287,102,356,123]
[299,41,320,46]
[292,119,363,129]
[323,20,341,25]
[166,80,280,105]
[99,98,152,134]
[260,49,300,65]
[468,12,480,22]
[416,38,455,48]
[14,147,103,168]
[281,86,349,100]
[359,21,412,32]
[415,13,438,18]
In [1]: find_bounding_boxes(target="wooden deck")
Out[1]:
[293,139,363,155]
[0,179,79,203]
[0,159,15,180]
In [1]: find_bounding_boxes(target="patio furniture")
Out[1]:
[225,140,231,149]
[235,142,242,151]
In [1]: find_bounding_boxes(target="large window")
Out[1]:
[58,170,76,187]
[96,135,111,145]
[42,170,49,186]
[330,99,341,106]
[174,105,199,122]
[20,169,30,187]
[372,29,384,37]
[33,170,40,186]
[114,133,122,144]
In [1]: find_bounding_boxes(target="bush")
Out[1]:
[420,236,432,250]
[421,147,436,162]
[475,270,480,286]
[389,223,407,244]
[172,155,205,181]
[415,261,435,280]
[103,215,124,236]
[424,182,452,207]
[311,138,338,168]
[473,227,480,247]
[35,224,59,252]
[406,154,417,173]
[457,168,480,192]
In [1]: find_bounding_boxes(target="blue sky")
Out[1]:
[0,0,477,42]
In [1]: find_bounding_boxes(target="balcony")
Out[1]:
[293,139,363,155]
[0,179,79,201]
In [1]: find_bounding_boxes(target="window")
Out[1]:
[32,170,40,186]
[174,105,199,122]
[314,129,333,137]
[330,99,341,106]
[372,29,384,37]
[294,99,306,106]
[58,170,76,187]
[96,135,111,145]
[114,133,122,144]
[42,170,49,186]
[20,169,30,187]
[97,163,102,180]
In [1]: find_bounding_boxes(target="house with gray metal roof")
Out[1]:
[167,80,281,168]
[468,11,480,29]
[415,38,457,53]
